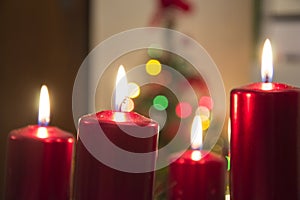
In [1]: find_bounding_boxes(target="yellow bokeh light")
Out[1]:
[201,115,210,131]
[128,82,140,98]
[146,59,161,76]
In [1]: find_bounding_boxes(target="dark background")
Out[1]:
[0,0,88,197]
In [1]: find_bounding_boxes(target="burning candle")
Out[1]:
[73,65,159,199]
[168,115,226,200]
[230,39,300,200]
[5,85,74,200]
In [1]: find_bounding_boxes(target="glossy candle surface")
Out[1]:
[74,110,159,200]
[168,150,226,200]
[5,125,74,200]
[230,82,300,200]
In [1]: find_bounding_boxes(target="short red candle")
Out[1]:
[5,86,74,200]
[230,39,300,199]
[5,126,74,199]
[168,150,226,200]
[73,65,159,200]
[168,115,226,200]
[73,111,159,199]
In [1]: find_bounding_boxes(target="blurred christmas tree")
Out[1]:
[126,0,229,199]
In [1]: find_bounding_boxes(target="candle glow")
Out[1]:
[191,150,201,161]
[37,127,48,139]
[38,85,50,126]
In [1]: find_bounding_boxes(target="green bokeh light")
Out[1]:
[226,156,230,171]
[153,95,168,111]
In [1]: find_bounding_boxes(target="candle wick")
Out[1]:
[264,75,270,83]
[191,146,202,151]
[38,119,49,127]
[116,96,134,112]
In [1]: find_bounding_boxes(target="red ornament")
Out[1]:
[150,0,192,26]
[160,0,190,11]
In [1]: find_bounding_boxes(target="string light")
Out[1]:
[128,82,140,98]
[199,96,213,110]
[153,95,169,110]
[146,59,162,76]
[175,102,192,118]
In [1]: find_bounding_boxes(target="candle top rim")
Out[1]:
[80,110,158,127]
[169,150,225,164]
[232,82,300,92]
[9,125,74,141]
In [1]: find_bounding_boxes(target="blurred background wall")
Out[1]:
[0,0,88,197]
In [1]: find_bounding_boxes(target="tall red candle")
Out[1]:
[230,39,300,200]
[5,85,74,200]
[168,115,226,200]
[73,66,159,200]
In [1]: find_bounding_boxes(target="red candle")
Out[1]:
[230,39,300,199]
[73,66,159,200]
[168,115,226,200]
[5,85,74,200]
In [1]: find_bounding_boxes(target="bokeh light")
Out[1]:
[195,106,210,118]
[175,102,192,118]
[147,44,163,58]
[128,82,140,98]
[200,115,210,131]
[153,95,168,110]
[199,96,213,110]
[146,59,162,76]
[226,156,230,171]
[120,97,134,112]
[149,106,167,131]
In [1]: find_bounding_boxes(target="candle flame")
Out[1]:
[38,85,50,126]
[190,115,203,150]
[114,65,134,112]
[261,39,273,83]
